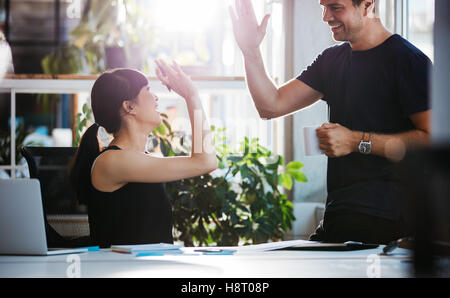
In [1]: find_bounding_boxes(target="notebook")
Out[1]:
[0,179,89,256]
[111,243,184,256]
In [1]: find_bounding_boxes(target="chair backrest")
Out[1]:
[21,146,82,214]
[21,146,91,247]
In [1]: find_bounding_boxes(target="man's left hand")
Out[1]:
[316,123,358,158]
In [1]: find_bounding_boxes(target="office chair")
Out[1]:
[21,146,93,248]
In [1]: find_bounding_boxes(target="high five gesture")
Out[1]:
[229,0,323,120]
[228,0,271,56]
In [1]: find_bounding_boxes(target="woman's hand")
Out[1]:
[155,59,199,101]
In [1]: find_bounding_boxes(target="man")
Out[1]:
[229,0,431,244]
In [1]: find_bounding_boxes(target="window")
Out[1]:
[0,0,287,178]
[406,0,435,61]
[378,0,435,61]
[378,0,396,33]
[131,0,286,155]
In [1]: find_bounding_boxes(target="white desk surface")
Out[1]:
[0,246,413,278]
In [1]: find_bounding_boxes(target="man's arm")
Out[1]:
[316,110,431,161]
[230,0,323,119]
[369,110,431,160]
[244,50,323,118]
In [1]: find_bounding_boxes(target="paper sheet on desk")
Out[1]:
[182,240,317,254]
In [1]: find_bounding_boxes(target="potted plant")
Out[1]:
[70,0,154,73]
[42,0,154,75]
[159,126,307,247]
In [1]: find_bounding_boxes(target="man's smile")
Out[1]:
[330,23,344,32]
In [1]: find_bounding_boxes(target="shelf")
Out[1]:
[0,74,250,177]
[0,74,247,94]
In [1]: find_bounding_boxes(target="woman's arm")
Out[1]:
[94,151,218,191]
[91,60,217,191]
[155,59,216,163]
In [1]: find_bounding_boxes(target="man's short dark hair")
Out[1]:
[352,0,376,13]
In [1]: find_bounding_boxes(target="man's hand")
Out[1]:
[228,0,322,120]
[229,0,270,56]
[316,123,359,158]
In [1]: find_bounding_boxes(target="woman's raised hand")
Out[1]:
[155,59,199,100]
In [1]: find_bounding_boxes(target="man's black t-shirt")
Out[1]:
[297,34,431,220]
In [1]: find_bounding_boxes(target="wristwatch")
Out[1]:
[358,132,372,155]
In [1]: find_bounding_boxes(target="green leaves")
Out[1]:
[73,103,93,147]
[280,173,293,190]
[286,161,303,171]
[70,102,308,246]
[276,161,307,190]
[285,161,307,183]
[41,45,84,75]
[40,0,157,75]
[165,126,307,247]
[154,123,166,135]
[289,171,308,183]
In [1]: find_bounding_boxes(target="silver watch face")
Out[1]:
[359,141,372,154]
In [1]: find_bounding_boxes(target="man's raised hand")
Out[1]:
[229,0,270,56]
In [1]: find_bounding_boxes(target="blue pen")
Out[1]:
[194,249,236,255]
[203,251,235,255]
[136,252,166,257]
[80,246,100,252]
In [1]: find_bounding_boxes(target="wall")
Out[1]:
[431,0,450,145]
[290,0,335,238]
[292,0,335,205]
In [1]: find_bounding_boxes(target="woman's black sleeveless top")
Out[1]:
[88,146,173,248]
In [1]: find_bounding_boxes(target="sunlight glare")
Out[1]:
[151,0,220,33]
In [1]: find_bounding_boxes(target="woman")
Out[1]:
[70,60,217,248]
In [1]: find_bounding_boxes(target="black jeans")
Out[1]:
[309,211,406,244]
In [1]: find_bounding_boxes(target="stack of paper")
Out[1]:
[214,239,319,252]
[180,240,317,254]
[111,243,184,256]
[202,239,379,253]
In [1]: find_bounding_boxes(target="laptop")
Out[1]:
[0,179,88,255]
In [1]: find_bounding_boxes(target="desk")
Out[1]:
[0,246,412,278]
